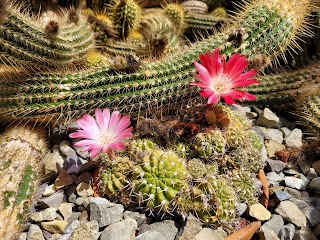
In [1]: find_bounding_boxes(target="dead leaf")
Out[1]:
[258,169,269,208]
[224,221,261,240]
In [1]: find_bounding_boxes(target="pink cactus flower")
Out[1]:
[69,108,133,158]
[191,48,260,105]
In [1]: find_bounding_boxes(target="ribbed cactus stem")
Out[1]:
[0,0,311,124]
[0,125,48,240]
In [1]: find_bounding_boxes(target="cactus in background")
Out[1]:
[0,125,48,240]
[0,5,94,70]
[128,138,160,157]
[164,3,185,33]
[112,0,141,40]
[0,0,311,124]
[131,150,189,212]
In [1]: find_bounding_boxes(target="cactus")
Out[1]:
[0,125,48,240]
[131,150,189,212]
[100,156,134,196]
[128,138,160,157]
[187,158,219,178]
[0,0,312,124]
[164,3,185,33]
[0,5,94,70]
[112,0,141,40]
[194,130,226,159]
[182,1,209,14]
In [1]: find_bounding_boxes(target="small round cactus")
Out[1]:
[194,130,226,159]
[131,150,189,212]
[100,156,134,196]
[187,158,219,179]
[129,138,160,159]
[164,3,185,33]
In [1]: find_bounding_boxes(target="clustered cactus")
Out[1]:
[96,105,264,232]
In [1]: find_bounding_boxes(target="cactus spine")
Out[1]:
[0,0,311,124]
[0,125,48,240]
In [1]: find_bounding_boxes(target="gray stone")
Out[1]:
[236,203,247,217]
[64,220,81,234]
[275,201,307,227]
[312,160,320,175]
[59,202,74,221]
[263,214,284,235]
[193,228,227,240]
[123,211,146,227]
[178,213,202,240]
[42,184,57,197]
[265,140,286,158]
[68,212,81,224]
[259,225,280,240]
[297,161,310,176]
[265,129,284,144]
[149,220,178,240]
[313,223,320,236]
[288,198,308,210]
[256,108,280,128]
[75,197,84,206]
[70,220,100,240]
[306,168,317,180]
[284,188,302,199]
[38,190,65,209]
[42,146,65,181]
[283,169,300,175]
[30,208,57,222]
[285,129,303,148]
[59,140,76,156]
[309,177,320,195]
[301,206,320,226]
[300,191,309,198]
[54,170,74,190]
[55,234,70,240]
[27,224,45,240]
[275,191,292,201]
[280,127,291,138]
[293,227,317,240]
[267,159,286,172]
[267,172,284,187]
[284,175,309,190]
[251,126,266,141]
[41,220,68,234]
[279,223,295,240]
[135,231,166,240]
[246,111,258,119]
[89,197,123,228]
[100,218,137,240]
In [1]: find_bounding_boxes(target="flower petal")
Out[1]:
[194,61,213,86]
[74,139,100,147]
[89,148,102,158]
[207,92,220,105]
[69,130,96,139]
[95,108,105,130]
[232,78,260,88]
[108,111,121,130]
[232,70,258,83]
[242,92,257,101]
[223,96,237,104]
[200,89,216,97]
[199,49,222,77]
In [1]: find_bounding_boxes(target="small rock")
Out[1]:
[70,220,100,240]
[280,127,291,138]
[75,197,84,206]
[269,186,285,195]
[249,203,271,221]
[266,159,287,172]
[279,223,295,240]
[178,213,202,240]
[54,234,68,240]
[68,212,81,224]
[54,170,74,190]
[284,188,302,199]
[31,208,57,222]
[64,220,81,234]
[285,129,303,148]
[43,184,57,197]
[309,177,320,195]
[301,206,320,226]
[135,231,167,240]
[42,146,65,181]
[284,175,309,190]
[298,161,310,176]
[288,198,308,210]
[41,220,68,234]
[59,140,76,156]
[38,190,65,209]
[76,182,94,197]
[267,172,284,187]
[89,197,123,228]
[311,161,320,175]
[100,218,137,240]
[76,172,92,185]
[265,140,286,158]
[275,201,307,227]
[251,126,266,141]
[236,203,247,217]
[306,168,317,180]
[275,191,292,201]
[283,169,300,175]
[18,232,27,240]
[313,223,320,236]
[193,228,227,240]
[265,129,283,144]
[27,224,45,240]
[59,202,74,221]
[246,111,258,119]
[123,211,146,227]
[263,214,284,235]
[79,210,89,222]
[256,108,280,128]
[149,220,178,240]
[293,227,317,240]
[259,225,280,240]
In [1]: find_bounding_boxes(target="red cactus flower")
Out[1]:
[191,48,259,105]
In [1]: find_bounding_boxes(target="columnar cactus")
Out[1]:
[0,125,48,240]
